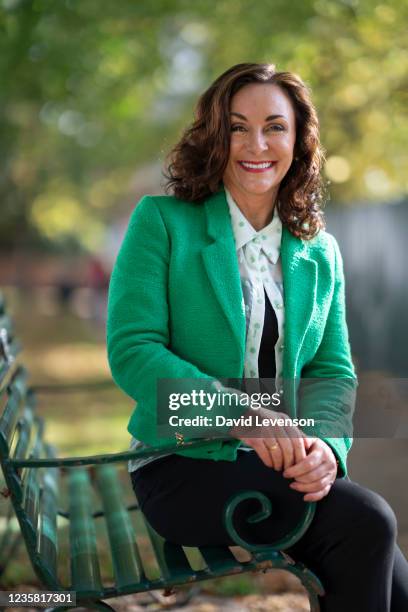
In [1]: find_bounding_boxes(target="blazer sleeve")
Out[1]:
[298,234,358,477]
[107,195,247,435]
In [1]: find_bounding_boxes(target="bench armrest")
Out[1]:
[8,437,227,468]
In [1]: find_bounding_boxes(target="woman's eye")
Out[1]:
[230,124,285,132]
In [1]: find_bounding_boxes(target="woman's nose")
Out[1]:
[246,130,269,154]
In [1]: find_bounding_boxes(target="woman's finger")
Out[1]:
[291,462,331,484]
[302,436,317,451]
[265,437,284,471]
[283,444,324,480]
[276,433,295,470]
[244,439,274,468]
[285,427,307,465]
[289,472,334,493]
[303,483,333,502]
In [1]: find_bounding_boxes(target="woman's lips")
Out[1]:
[237,161,277,173]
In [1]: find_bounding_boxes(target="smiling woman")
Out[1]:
[107,63,408,611]
[163,63,325,239]
[223,84,297,230]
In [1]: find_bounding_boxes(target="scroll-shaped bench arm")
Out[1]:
[223,490,316,552]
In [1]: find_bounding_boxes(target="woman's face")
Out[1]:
[223,83,296,202]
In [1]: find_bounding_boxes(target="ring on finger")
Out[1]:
[269,443,279,451]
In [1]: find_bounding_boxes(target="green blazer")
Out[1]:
[107,187,357,476]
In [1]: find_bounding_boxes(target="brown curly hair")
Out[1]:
[163,62,327,239]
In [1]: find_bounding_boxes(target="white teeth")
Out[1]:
[240,162,273,169]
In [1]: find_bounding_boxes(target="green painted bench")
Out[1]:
[0,292,324,611]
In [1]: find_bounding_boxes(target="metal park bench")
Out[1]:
[0,292,324,611]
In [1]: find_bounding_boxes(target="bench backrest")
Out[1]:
[0,293,61,589]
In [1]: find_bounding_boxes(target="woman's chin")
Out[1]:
[238,181,279,196]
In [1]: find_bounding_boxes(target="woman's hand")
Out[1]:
[283,438,338,501]
[229,408,313,471]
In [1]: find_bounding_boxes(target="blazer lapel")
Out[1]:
[201,189,246,365]
[281,226,317,377]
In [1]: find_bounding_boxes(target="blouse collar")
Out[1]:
[225,187,282,264]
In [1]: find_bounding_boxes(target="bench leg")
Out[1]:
[279,561,323,612]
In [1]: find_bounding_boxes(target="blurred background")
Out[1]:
[1,0,407,602]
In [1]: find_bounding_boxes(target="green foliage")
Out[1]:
[1,0,407,250]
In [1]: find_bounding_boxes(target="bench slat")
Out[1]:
[0,314,15,341]
[21,463,40,548]
[20,416,47,547]
[0,367,27,454]
[94,464,146,590]
[12,393,38,463]
[0,315,19,388]
[12,409,35,462]
[198,545,245,575]
[68,468,103,596]
[38,464,59,583]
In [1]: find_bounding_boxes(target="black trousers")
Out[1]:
[130,451,408,612]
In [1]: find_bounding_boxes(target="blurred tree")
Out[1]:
[0,0,407,251]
